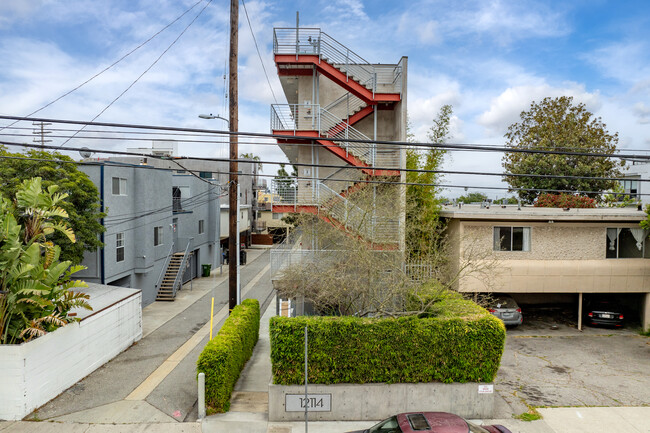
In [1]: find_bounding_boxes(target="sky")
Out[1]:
[0,0,649,199]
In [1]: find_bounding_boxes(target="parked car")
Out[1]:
[346,412,512,433]
[584,299,625,328]
[487,295,523,326]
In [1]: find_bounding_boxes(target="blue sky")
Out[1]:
[0,0,648,197]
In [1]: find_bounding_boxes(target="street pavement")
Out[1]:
[1,245,648,433]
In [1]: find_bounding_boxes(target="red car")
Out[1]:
[346,412,512,433]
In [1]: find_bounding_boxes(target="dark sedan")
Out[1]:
[584,299,625,327]
[346,412,512,433]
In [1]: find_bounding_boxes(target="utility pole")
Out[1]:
[32,121,52,147]
[228,0,239,313]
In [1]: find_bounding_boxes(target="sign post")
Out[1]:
[304,325,308,433]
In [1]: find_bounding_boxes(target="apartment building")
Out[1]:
[269,27,407,249]
[442,204,650,331]
[76,161,224,306]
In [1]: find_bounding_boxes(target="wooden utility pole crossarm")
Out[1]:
[228,0,239,312]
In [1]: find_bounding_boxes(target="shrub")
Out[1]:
[270,295,505,385]
[534,193,596,208]
[196,298,260,413]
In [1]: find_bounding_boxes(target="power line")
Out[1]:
[0,0,206,135]
[3,140,649,186]
[1,146,649,199]
[241,0,279,104]
[2,114,648,161]
[56,0,215,149]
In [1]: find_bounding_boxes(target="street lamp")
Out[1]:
[199,113,229,125]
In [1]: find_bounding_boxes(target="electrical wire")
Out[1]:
[2,140,649,187]
[1,147,649,199]
[241,0,279,104]
[0,0,206,134]
[56,0,214,149]
[2,114,647,161]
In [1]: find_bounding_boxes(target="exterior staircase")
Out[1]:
[270,27,403,246]
[156,251,192,301]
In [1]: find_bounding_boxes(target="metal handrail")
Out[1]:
[273,28,376,93]
[172,240,192,298]
[323,93,367,124]
[155,242,175,293]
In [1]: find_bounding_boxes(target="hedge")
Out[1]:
[270,295,505,385]
[197,298,260,413]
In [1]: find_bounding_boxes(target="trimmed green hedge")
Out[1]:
[270,295,505,385]
[197,298,260,413]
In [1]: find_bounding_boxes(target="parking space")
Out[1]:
[496,321,650,411]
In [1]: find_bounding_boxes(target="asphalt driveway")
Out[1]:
[496,329,650,410]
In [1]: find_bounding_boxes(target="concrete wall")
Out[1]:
[0,285,141,420]
[268,382,495,421]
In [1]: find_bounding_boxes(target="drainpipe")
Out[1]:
[100,164,105,284]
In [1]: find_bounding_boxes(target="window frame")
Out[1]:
[606,227,649,259]
[154,226,163,246]
[112,177,127,196]
[493,226,531,252]
[116,232,125,262]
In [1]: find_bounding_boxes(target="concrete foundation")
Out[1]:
[268,382,495,421]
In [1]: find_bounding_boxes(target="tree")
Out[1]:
[493,196,518,205]
[0,178,90,344]
[502,96,623,203]
[240,152,262,171]
[457,192,488,204]
[0,147,105,264]
[406,105,452,258]
[274,163,297,202]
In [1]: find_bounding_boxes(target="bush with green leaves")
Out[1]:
[270,293,505,385]
[0,178,91,344]
[197,299,260,413]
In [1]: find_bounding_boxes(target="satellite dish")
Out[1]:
[79,147,93,159]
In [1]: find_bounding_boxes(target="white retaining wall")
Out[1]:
[0,285,142,420]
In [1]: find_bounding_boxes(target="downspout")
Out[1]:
[100,164,105,284]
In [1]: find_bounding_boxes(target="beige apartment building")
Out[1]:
[443,204,650,331]
[269,27,407,249]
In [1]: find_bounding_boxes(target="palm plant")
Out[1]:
[0,178,91,344]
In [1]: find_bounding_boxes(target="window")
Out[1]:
[199,171,212,179]
[116,232,125,262]
[112,177,127,195]
[493,226,531,251]
[272,213,282,220]
[621,179,639,199]
[606,228,649,258]
[154,226,163,246]
[198,219,205,234]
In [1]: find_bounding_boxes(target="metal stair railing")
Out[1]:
[155,243,175,296]
[322,166,363,195]
[319,108,375,166]
[271,104,320,132]
[171,240,192,298]
[323,93,367,124]
[274,28,376,94]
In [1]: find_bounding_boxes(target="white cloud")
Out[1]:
[634,102,650,125]
[477,83,602,137]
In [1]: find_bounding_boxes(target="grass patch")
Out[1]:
[515,408,542,422]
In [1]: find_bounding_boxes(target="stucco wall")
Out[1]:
[0,285,141,420]
[461,222,630,260]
